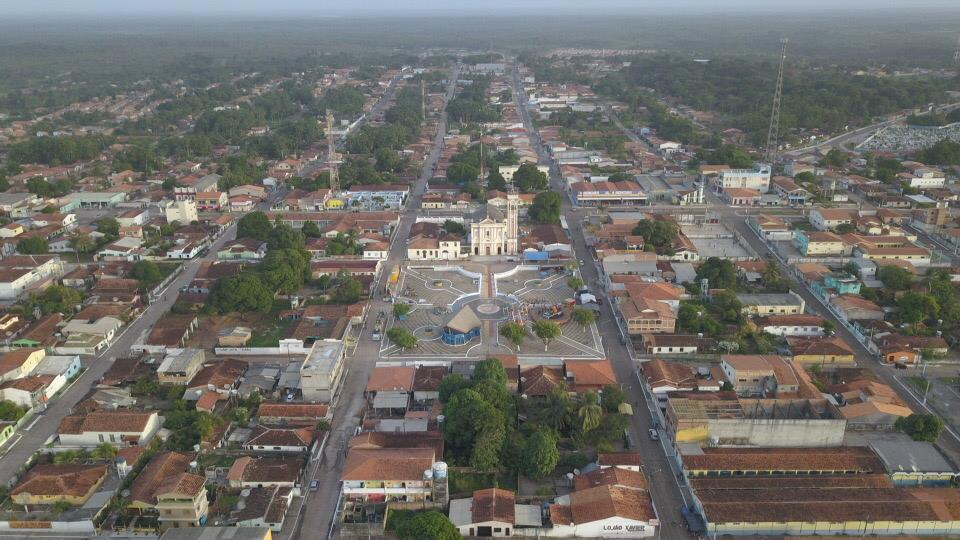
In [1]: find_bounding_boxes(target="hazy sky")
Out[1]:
[8,0,960,17]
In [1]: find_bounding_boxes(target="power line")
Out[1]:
[765,38,788,164]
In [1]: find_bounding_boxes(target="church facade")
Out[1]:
[470,193,519,256]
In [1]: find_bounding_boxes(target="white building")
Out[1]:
[299,339,346,402]
[755,315,825,337]
[57,410,160,447]
[716,165,772,193]
[165,199,199,224]
[471,195,519,256]
[0,255,65,300]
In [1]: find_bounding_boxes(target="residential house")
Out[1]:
[565,360,616,394]
[832,295,885,322]
[11,463,108,506]
[787,336,856,366]
[736,292,805,316]
[58,409,160,447]
[243,425,316,453]
[217,239,268,260]
[157,349,206,385]
[755,315,825,337]
[341,447,437,502]
[642,334,716,354]
[794,230,846,256]
[809,208,857,231]
[128,451,209,530]
[449,488,542,538]
[227,457,303,492]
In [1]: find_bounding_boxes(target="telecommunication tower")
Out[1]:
[326,109,339,193]
[765,38,788,164]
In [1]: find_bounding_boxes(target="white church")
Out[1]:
[470,192,520,256]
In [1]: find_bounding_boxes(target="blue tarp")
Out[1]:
[524,251,549,261]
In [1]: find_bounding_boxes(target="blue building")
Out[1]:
[441,306,482,345]
[812,272,862,300]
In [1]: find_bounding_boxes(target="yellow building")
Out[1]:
[11,463,108,506]
[787,336,856,366]
[324,198,346,209]
[0,347,46,382]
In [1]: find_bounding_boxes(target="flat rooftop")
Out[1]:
[683,446,886,473]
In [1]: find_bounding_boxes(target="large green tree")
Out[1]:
[532,320,561,351]
[898,292,939,325]
[572,308,597,326]
[529,191,562,224]
[386,327,418,351]
[512,163,548,193]
[499,322,527,351]
[878,265,914,291]
[632,220,678,254]
[131,260,163,288]
[521,430,560,479]
[207,273,274,315]
[896,413,945,442]
[237,211,273,241]
[395,510,461,540]
[696,257,737,290]
[16,237,48,254]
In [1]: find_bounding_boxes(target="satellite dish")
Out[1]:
[121,489,130,498]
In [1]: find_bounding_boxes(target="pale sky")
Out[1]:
[6,0,960,17]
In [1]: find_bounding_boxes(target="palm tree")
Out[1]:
[578,391,603,433]
[91,442,118,460]
[541,387,571,432]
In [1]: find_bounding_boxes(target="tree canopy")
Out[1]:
[395,510,461,540]
[896,413,945,442]
[529,191,562,225]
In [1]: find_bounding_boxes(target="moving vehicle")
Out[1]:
[309,480,320,491]
[648,428,659,441]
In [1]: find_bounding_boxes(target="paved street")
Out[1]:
[287,64,460,540]
[0,218,241,487]
[512,62,694,540]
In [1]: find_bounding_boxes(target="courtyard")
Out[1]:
[380,263,604,361]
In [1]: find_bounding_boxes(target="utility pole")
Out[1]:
[326,109,339,193]
[765,38,788,164]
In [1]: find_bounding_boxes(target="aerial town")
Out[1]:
[1,6,960,540]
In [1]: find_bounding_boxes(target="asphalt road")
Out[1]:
[512,64,694,539]
[0,218,241,487]
[287,64,460,540]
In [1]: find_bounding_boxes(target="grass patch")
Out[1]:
[908,376,932,394]
[448,470,518,497]
[248,317,293,347]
